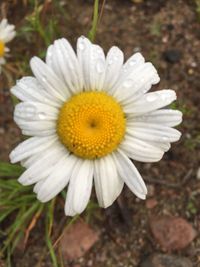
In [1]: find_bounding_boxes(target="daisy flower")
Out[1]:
[0,18,16,73]
[10,36,182,216]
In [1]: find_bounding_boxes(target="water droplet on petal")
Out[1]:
[96,60,104,73]
[146,94,157,102]
[26,106,36,113]
[38,112,46,120]
[129,60,137,66]
[162,136,169,142]
[161,93,168,101]
[42,75,47,83]
[78,39,85,51]
[123,79,133,88]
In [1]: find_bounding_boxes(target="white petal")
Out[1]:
[0,57,6,64]
[37,154,77,202]
[0,19,16,43]
[112,53,145,95]
[94,155,124,208]
[113,62,160,103]
[77,36,106,91]
[21,148,52,168]
[148,141,171,152]
[1,30,16,43]
[126,122,181,143]
[0,19,8,30]
[113,150,147,199]
[18,142,67,185]
[123,53,145,69]
[124,90,177,115]
[22,129,56,137]
[10,135,58,163]
[46,38,83,94]
[30,57,70,101]
[103,46,124,92]
[33,179,46,194]
[11,77,61,107]
[129,109,183,127]
[14,102,58,122]
[77,36,92,91]
[65,159,94,216]
[120,135,164,162]
[46,44,54,67]
[14,119,56,134]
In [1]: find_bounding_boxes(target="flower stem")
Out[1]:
[88,0,99,42]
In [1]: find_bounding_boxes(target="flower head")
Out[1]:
[10,36,182,216]
[0,18,16,73]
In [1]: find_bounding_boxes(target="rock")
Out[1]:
[163,49,182,63]
[140,254,193,267]
[60,219,99,261]
[0,259,5,267]
[150,216,196,251]
[146,198,158,209]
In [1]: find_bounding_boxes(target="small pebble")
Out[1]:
[163,49,182,63]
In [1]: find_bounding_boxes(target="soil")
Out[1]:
[0,0,200,266]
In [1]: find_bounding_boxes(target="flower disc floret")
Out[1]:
[57,91,126,159]
[0,40,5,57]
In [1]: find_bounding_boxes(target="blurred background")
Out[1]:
[0,0,200,266]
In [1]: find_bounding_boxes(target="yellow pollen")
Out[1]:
[57,91,126,159]
[0,40,5,57]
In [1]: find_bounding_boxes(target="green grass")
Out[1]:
[18,1,61,47]
[169,102,192,116]
[0,163,70,266]
[195,0,200,21]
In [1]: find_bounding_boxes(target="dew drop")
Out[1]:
[42,75,47,83]
[129,60,136,66]
[161,93,168,101]
[78,39,85,51]
[96,60,104,73]
[108,55,119,66]
[38,112,46,120]
[162,136,169,142]
[123,79,133,88]
[48,50,52,58]
[146,94,157,102]
[26,106,36,113]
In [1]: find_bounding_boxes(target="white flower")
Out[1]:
[10,36,182,216]
[0,18,16,73]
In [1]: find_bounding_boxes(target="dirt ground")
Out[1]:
[0,0,200,266]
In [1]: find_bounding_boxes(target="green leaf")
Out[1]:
[0,162,24,177]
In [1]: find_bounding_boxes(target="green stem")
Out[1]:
[88,0,99,42]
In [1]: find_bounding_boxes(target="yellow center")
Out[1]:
[0,40,5,57]
[57,91,126,159]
